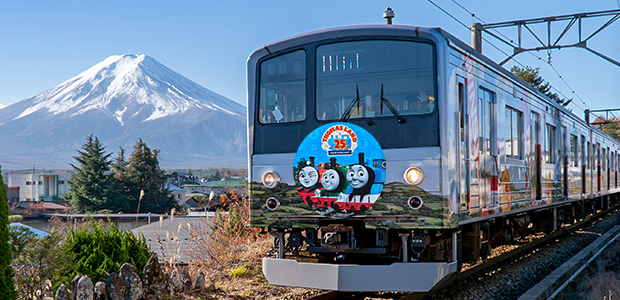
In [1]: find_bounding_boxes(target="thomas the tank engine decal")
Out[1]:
[294,122,386,215]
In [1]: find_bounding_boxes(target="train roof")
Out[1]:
[248,24,597,134]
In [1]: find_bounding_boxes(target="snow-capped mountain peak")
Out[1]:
[0,53,248,168]
[14,54,244,123]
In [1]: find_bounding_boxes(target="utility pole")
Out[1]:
[471,22,483,52]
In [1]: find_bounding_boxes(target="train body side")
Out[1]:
[438,28,620,225]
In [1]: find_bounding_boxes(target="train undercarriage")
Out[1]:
[263,194,619,291]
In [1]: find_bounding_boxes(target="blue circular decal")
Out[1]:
[294,122,386,215]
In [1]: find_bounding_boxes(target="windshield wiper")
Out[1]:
[380,84,406,123]
[339,85,361,122]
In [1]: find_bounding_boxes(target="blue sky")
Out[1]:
[1,1,619,119]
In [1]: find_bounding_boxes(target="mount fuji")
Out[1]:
[0,54,247,169]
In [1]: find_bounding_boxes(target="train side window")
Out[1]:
[581,135,586,167]
[596,143,601,171]
[603,148,607,171]
[544,124,556,163]
[587,141,591,168]
[505,106,522,159]
[258,50,306,124]
[607,147,611,170]
[531,112,540,150]
[459,82,465,141]
[479,87,495,154]
[570,135,577,167]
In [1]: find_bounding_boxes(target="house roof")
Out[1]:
[165,183,183,191]
[205,179,246,188]
[10,223,49,237]
[41,202,70,211]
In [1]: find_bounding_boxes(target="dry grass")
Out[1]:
[589,272,620,300]
[175,191,321,300]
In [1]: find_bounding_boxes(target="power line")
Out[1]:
[427,0,469,29]
[431,0,589,112]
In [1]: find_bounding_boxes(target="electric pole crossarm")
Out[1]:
[553,18,577,47]
[473,9,620,68]
[481,9,620,28]
[583,13,620,42]
[582,47,620,67]
[522,23,546,48]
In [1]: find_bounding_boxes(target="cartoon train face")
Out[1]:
[321,157,345,191]
[321,169,341,191]
[346,153,376,202]
[298,157,320,189]
[299,166,319,188]
[347,165,369,189]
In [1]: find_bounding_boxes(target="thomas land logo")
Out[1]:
[321,124,358,156]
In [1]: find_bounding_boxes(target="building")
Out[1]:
[165,183,186,206]
[2,170,72,202]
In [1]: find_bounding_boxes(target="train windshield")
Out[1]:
[258,50,306,124]
[316,40,435,121]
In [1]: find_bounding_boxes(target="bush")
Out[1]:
[8,225,37,260]
[13,230,71,299]
[8,215,23,223]
[64,219,152,282]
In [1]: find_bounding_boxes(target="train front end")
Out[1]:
[247,26,458,292]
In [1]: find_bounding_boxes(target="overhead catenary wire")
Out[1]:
[429,0,590,114]
[448,0,587,109]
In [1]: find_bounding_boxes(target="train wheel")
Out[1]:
[331,202,340,211]
[305,196,313,207]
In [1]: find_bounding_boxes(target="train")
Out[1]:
[246,22,620,292]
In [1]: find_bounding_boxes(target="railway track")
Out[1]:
[303,205,620,300]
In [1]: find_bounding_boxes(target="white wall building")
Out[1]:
[2,170,72,202]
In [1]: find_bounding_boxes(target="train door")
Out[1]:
[478,87,497,209]
[531,112,542,200]
[458,77,470,212]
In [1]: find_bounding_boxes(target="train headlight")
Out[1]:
[262,171,280,189]
[403,167,424,185]
[265,197,280,210]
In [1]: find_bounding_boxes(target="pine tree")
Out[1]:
[66,134,114,213]
[110,147,133,212]
[510,66,572,107]
[602,119,620,142]
[127,139,174,213]
[0,166,17,299]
